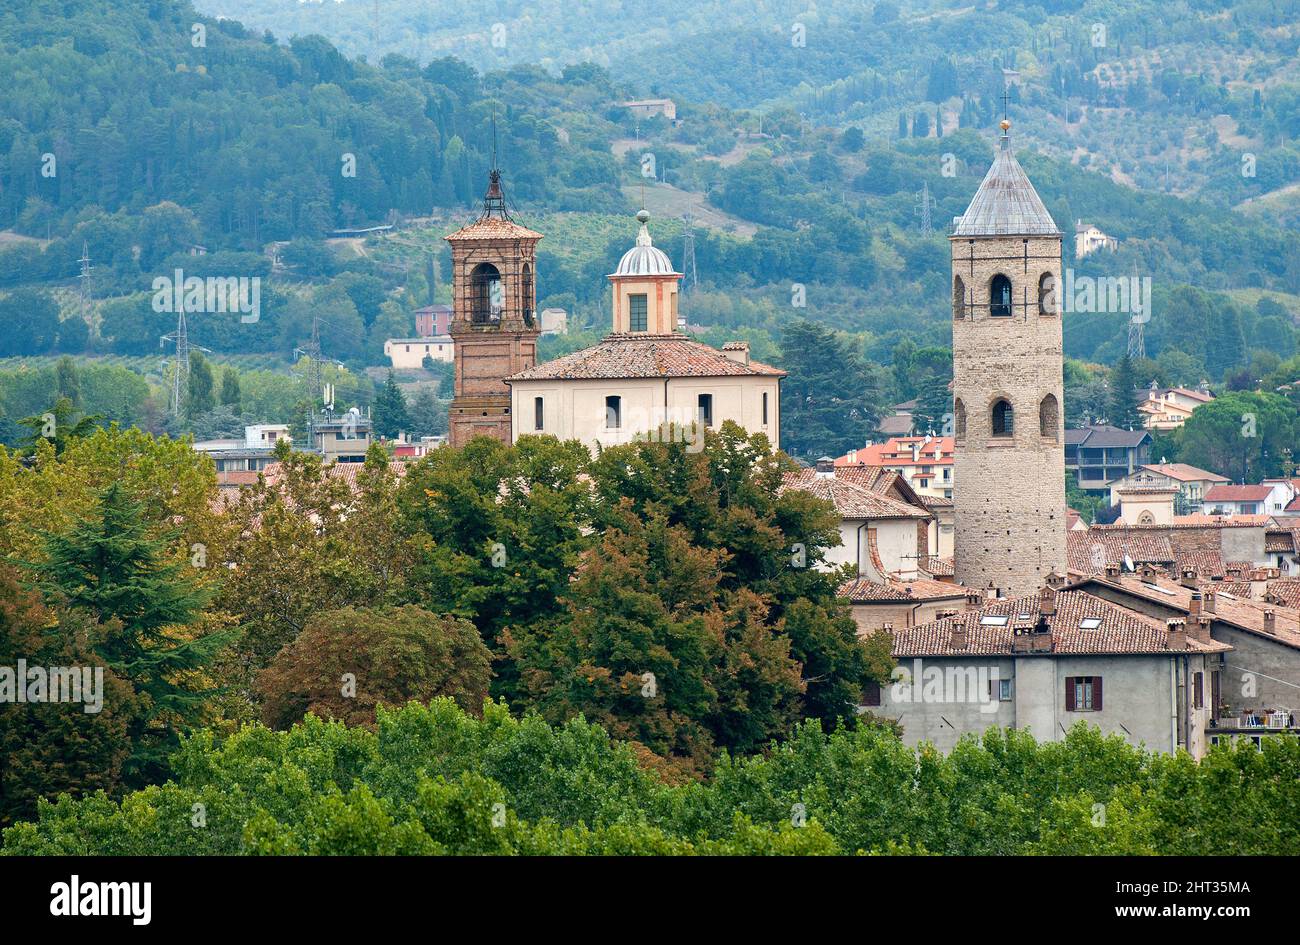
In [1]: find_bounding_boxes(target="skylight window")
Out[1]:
[1141,582,1177,596]
[979,615,1009,627]
[1079,617,1103,630]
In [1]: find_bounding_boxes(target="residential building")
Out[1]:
[1107,463,1229,512]
[949,117,1067,596]
[1136,383,1213,431]
[311,411,372,464]
[385,336,454,369]
[1064,425,1151,493]
[622,98,677,121]
[1204,484,1288,517]
[192,424,291,473]
[539,308,568,335]
[1074,569,1300,748]
[835,435,954,500]
[414,304,452,337]
[866,583,1226,758]
[1115,486,1177,526]
[1074,220,1118,257]
[505,210,783,452]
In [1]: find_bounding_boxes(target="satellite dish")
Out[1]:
[1123,554,1135,572]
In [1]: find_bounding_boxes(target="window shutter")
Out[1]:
[1065,678,1076,711]
[863,680,881,707]
[1092,677,1103,711]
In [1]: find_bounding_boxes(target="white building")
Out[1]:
[385,336,454,369]
[505,211,783,451]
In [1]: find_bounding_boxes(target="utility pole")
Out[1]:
[78,241,93,326]
[160,309,206,417]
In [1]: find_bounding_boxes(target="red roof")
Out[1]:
[837,436,954,468]
[506,333,784,381]
[1205,484,1273,502]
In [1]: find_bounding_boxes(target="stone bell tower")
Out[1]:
[446,168,543,447]
[950,118,1067,598]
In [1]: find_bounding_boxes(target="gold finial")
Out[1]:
[1000,118,1011,132]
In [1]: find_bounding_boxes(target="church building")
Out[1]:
[950,119,1068,597]
[505,210,784,451]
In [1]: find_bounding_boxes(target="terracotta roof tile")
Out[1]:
[891,589,1228,657]
[781,469,930,519]
[839,576,967,603]
[506,333,785,381]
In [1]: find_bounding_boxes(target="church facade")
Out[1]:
[506,210,784,452]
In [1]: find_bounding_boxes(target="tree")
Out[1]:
[407,387,447,437]
[373,371,410,438]
[257,605,491,730]
[33,482,227,785]
[1108,355,1143,430]
[0,566,139,827]
[219,369,242,410]
[55,357,80,407]
[16,397,100,457]
[186,352,216,419]
[1174,391,1299,482]
[0,288,59,356]
[780,320,889,458]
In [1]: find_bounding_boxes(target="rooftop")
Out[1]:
[781,468,931,520]
[950,122,1061,238]
[505,333,785,382]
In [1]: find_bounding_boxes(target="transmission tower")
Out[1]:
[160,309,204,417]
[914,181,936,236]
[77,241,93,324]
[680,207,699,294]
[293,314,328,407]
[1127,267,1147,361]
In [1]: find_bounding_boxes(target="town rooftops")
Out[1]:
[781,468,930,520]
[1064,424,1151,448]
[1205,484,1274,503]
[1139,463,1229,483]
[839,576,966,603]
[1073,571,1300,651]
[891,588,1228,657]
[1067,529,1174,573]
[950,122,1061,238]
[505,333,785,382]
[836,435,954,468]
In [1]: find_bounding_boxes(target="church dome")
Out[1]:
[612,210,680,277]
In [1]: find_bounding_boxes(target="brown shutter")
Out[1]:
[1193,673,1203,709]
[1092,677,1103,711]
[1211,671,1220,712]
[863,680,881,707]
[1065,678,1076,711]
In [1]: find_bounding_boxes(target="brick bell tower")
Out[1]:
[950,117,1067,598]
[446,168,543,447]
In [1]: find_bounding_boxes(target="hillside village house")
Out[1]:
[384,336,454,369]
[1204,483,1291,517]
[505,210,783,451]
[1107,462,1229,512]
[836,435,954,500]
[1137,383,1214,431]
[865,583,1226,758]
[1064,425,1151,493]
[1074,220,1118,258]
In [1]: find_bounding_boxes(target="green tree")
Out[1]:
[257,605,492,730]
[780,320,888,459]
[1107,355,1143,430]
[219,369,242,410]
[373,370,411,438]
[186,353,216,420]
[33,482,227,785]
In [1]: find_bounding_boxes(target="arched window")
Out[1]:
[1138,511,1155,525]
[1039,393,1059,439]
[1038,272,1057,315]
[954,398,967,440]
[953,276,966,320]
[989,274,1012,317]
[521,263,535,327]
[992,398,1014,437]
[469,263,503,324]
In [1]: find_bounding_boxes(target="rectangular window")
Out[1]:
[999,678,1012,701]
[534,396,544,431]
[698,393,713,427]
[605,395,621,429]
[1065,676,1102,711]
[762,392,769,426]
[1193,671,1204,710]
[628,294,648,332]
[861,679,881,707]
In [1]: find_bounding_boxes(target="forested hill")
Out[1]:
[0,0,624,255]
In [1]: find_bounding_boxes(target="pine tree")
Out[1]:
[1107,355,1143,430]
[186,351,216,418]
[34,481,227,785]
[219,368,241,409]
[373,370,411,438]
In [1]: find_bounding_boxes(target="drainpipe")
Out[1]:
[855,521,868,578]
[1183,654,1192,755]
[1169,658,1178,753]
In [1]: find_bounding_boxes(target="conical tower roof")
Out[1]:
[951,120,1060,238]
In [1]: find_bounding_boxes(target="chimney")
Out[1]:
[1039,585,1057,617]
[1203,589,1216,614]
[1104,563,1120,580]
[1167,618,1187,651]
[1189,591,1202,618]
[1264,610,1276,635]
[1180,568,1198,589]
[1139,563,1156,580]
[815,456,835,477]
[721,341,750,365]
[1045,571,1066,589]
[950,623,967,650]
